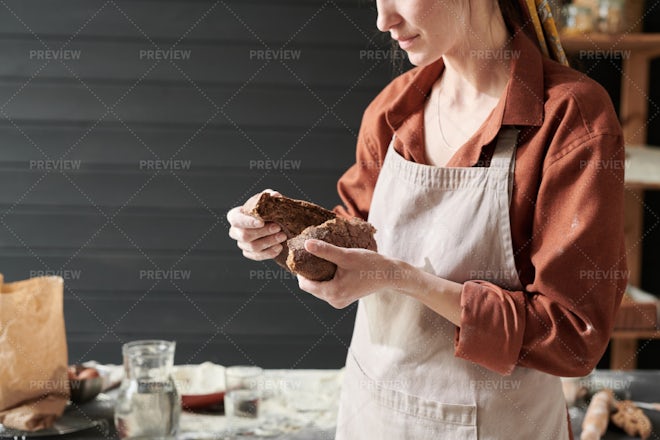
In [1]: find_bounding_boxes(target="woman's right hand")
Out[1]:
[226,190,288,261]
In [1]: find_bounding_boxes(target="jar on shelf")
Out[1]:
[561,5,595,36]
[597,0,625,33]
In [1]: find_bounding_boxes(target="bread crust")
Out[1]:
[249,193,335,268]
[287,217,377,281]
[247,193,376,280]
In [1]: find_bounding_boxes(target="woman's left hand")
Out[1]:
[297,239,413,308]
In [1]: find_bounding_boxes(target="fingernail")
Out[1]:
[252,219,264,228]
[276,233,287,242]
[269,224,281,233]
[305,239,319,251]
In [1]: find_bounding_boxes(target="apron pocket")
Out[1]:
[338,352,478,440]
[376,387,476,426]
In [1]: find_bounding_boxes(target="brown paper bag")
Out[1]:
[0,274,69,430]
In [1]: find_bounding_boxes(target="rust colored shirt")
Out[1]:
[334,31,627,377]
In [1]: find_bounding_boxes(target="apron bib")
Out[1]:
[336,128,569,440]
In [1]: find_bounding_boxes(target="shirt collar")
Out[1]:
[501,28,545,126]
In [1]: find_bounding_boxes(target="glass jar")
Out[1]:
[597,0,625,33]
[561,5,595,35]
[224,365,264,435]
[114,340,181,439]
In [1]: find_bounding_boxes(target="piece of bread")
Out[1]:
[247,193,377,280]
[287,217,377,281]
[610,400,652,440]
[249,193,336,268]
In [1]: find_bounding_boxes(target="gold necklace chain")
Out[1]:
[435,87,459,152]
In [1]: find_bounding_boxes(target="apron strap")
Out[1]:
[490,127,520,204]
[490,127,519,169]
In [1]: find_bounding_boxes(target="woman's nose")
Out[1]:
[375,0,400,32]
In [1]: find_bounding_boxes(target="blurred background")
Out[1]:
[0,0,658,369]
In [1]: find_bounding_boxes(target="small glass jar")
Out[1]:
[597,0,625,33]
[561,5,595,35]
[114,340,181,439]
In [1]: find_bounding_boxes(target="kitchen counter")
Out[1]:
[2,369,659,439]
[2,369,341,440]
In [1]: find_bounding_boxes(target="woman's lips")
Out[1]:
[396,35,419,50]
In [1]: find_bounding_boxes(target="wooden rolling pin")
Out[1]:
[581,389,614,440]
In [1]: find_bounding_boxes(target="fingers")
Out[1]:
[226,190,283,260]
[236,231,287,253]
[297,275,323,295]
[229,221,281,242]
[227,206,264,229]
[304,239,349,265]
[226,189,287,262]
[242,244,283,261]
[297,274,353,309]
[296,244,383,309]
[229,223,286,261]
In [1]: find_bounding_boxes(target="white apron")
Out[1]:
[335,128,570,439]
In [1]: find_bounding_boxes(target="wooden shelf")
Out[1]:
[610,328,660,369]
[625,145,660,189]
[561,32,660,56]
[612,329,660,339]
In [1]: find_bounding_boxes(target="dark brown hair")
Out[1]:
[498,0,525,33]
[498,0,537,39]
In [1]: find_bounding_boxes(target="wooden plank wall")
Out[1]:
[0,0,404,367]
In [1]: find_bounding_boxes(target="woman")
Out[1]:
[227,0,626,438]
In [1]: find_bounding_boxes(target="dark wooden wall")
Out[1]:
[0,0,399,368]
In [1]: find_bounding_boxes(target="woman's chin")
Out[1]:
[404,51,441,68]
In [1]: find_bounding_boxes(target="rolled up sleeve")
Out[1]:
[455,133,627,377]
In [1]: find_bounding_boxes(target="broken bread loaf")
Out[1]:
[249,193,336,268]
[287,217,377,281]
[248,193,376,280]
